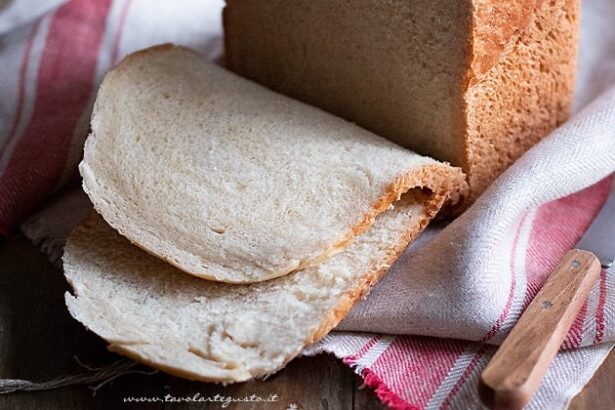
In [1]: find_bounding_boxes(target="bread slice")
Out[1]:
[80,45,465,284]
[223,0,579,200]
[64,184,462,383]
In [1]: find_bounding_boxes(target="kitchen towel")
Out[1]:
[2,0,615,409]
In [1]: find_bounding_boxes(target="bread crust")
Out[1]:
[307,168,464,345]
[223,0,579,202]
[463,0,579,197]
[468,0,543,85]
[327,163,467,267]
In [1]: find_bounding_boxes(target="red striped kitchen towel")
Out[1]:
[307,171,615,409]
[0,0,222,236]
[3,1,615,409]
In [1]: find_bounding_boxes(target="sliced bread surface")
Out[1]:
[64,183,463,383]
[81,45,461,284]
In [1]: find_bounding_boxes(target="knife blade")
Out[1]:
[577,190,615,268]
[479,186,614,410]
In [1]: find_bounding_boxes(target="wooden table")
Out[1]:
[1,236,613,409]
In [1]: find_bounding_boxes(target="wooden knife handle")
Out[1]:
[479,249,602,410]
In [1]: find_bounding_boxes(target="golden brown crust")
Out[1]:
[468,0,544,85]
[112,43,185,69]
[463,0,579,198]
[322,163,468,272]
[223,0,579,204]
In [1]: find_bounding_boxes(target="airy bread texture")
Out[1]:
[223,0,579,200]
[64,186,459,383]
[81,45,461,284]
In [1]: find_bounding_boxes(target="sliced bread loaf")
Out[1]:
[80,45,464,283]
[64,185,462,382]
[223,0,580,200]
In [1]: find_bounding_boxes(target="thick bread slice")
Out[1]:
[81,44,462,284]
[64,184,462,383]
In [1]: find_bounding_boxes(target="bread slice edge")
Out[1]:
[64,165,465,383]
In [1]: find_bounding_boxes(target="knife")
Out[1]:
[478,189,615,410]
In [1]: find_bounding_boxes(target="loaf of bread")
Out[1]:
[65,45,466,382]
[80,45,464,284]
[223,0,579,199]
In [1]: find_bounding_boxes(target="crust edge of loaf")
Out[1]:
[306,165,467,347]
[462,0,580,199]
[467,0,544,85]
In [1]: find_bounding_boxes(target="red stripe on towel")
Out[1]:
[0,0,113,235]
[480,212,528,342]
[525,178,611,303]
[371,337,465,408]
[361,365,421,410]
[439,346,487,410]
[565,301,588,349]
[525,178,612,346]
[594,269,608,344]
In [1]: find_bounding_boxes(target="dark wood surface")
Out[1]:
[0,236,612,410]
